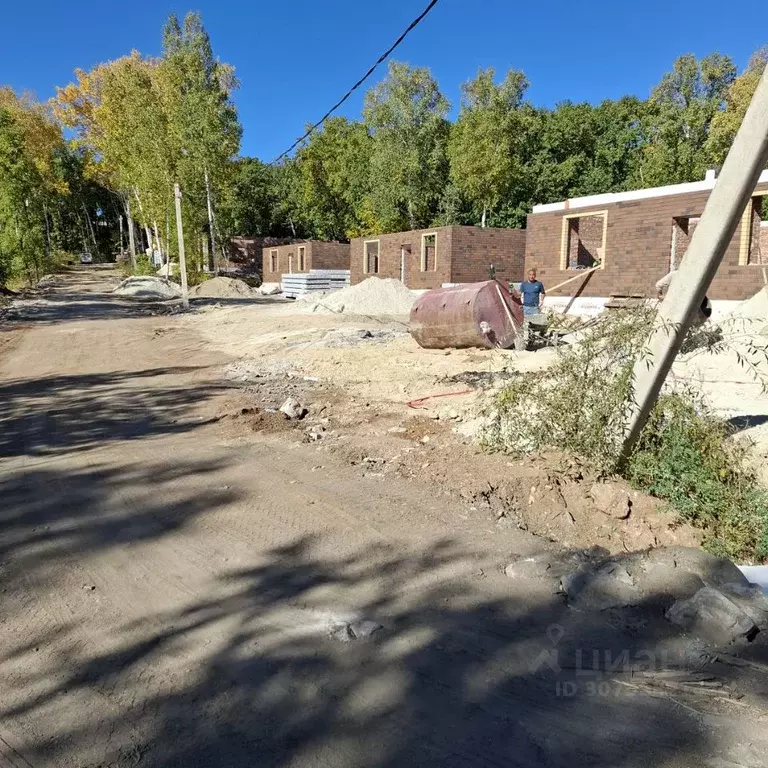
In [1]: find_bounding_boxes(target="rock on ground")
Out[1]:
[666,587,759,647]
[280,397,306,420]
[507,546,768,648]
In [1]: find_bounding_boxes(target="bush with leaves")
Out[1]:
[483,309,768,561]
[629,393,768,561]
[122,254,156,277]
[482,309,655,470]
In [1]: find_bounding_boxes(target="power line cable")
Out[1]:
[269,0,441,164]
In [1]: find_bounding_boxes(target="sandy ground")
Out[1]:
[1,269,767,768]
[183,297,557,415]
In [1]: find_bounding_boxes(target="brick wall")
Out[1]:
[261,241,350,283]
[350,226,527,288]
[525,183,768,301]
[672,216,701,267]
[310,241,351,270]
[350,228,453,288]
[262,242,298,283]
[450,227,527,283]
[228,236,291,273]
[748,198,765,265]
[761,223,768,266]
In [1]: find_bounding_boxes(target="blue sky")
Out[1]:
[1,0,765,161]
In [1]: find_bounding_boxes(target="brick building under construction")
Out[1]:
[525,169,768,303]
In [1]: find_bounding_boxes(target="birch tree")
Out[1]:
[363,62,450,231]
[447,68,527,227]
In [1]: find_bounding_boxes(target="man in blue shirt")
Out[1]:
[519,268,545,317]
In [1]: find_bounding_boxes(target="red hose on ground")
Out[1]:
[406,389,474,409]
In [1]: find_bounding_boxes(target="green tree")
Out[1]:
[638,53,736,186]
[294,117,372,239]
[363,61,450,231]
[54,13,242,274]
[160,12,242,269]
[0,107,47,284]
[706,48,768,166]
[218,157,280,237]
[448,68,528,227]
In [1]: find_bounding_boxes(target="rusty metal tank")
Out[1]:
[410,280,525,350]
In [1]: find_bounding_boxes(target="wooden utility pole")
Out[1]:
[174,183,190,309]
[620,64,768,460]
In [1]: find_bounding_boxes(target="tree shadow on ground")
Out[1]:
[0,366,229,458]
[727,413,768,432]
[1,289,184,324]
[3,534,766,768]
[189,297,290,308]
[0,457,240,582]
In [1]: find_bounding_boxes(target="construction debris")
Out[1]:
[279,397,306,420]
[328,619,383,642]
[113,276,182,299]
[37,274,57,288]
[507,546,768,649]
[188,276,257,299]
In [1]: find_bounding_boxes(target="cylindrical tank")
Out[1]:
[410,280,525,350]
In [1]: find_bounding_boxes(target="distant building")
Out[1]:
[227,236,292,271]
[525,169,768,306]
[349,225,527,289]
[262,241,350,283]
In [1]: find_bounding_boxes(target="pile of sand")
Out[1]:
[113,276,182,299]
[304,277,417,316]
[189,276,257,299]
[720,287,768,334]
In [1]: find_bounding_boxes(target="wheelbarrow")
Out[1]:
[521,312,564,349]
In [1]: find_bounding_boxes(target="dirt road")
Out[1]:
[1,270,766,768]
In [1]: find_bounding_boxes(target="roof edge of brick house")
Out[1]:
[533,168,768,215]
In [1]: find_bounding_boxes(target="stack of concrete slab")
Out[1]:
[281,269,350,299]
[311,269,351,291]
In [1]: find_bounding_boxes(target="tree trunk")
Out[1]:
[82,203,98,254]
[481,205,487,228]
[132,188,152,258]
[43,202,52,257]
[153,221,162,265]
[407,200,415,230]
[125,198,137,270]
[204,168,218,275]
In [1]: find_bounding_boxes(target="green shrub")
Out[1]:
[185,269,211,287]
[133,255,156,276]
[482,310,654,471]
[628,393,768,561]
[483,309,768,562]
